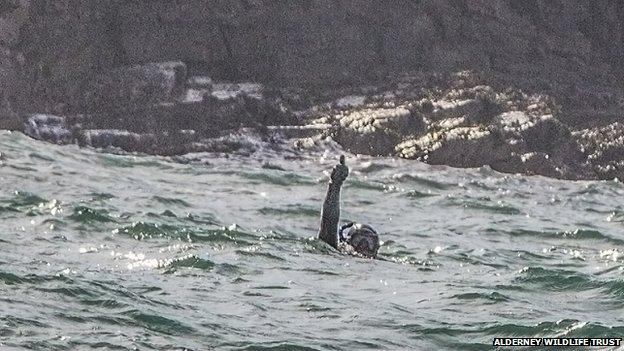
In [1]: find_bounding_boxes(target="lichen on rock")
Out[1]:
[335,106,424,155]
[574,123,624,180]
[396,125,501,167]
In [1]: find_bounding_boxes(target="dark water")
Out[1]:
[1,130,624,350]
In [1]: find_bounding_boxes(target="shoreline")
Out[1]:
[2,64,624,181]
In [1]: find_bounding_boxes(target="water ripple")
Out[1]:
[2,131,623,350]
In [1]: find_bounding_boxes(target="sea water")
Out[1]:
[1,131,623,350]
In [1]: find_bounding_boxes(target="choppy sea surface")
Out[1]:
[1,130,624,350]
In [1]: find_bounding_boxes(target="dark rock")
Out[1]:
[397,125,509,168]
[574,123,624,180]
[0,116,21,131]
[430,99,482,122]
[19,84,297,156]
[187,76,214,89]
[0,0,27,44]
[0,93,20,131]
[336,106,425,155]
[321,76,595,179]
[23,114,74,144]
[6,0,623,107]
[80,61,187,113]
[0,46,23,110]
[79,129,157,153]
[0,0,19,15]
[266,125,331,139]
[2,0,624,181]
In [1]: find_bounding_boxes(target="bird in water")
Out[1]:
[318,155,380,258]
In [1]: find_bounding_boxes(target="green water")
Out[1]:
[1,130,623,350]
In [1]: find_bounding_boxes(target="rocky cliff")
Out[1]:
[1,0,624,180]
[2,0,623,111]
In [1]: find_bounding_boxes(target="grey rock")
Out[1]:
[574,123,624,180]
[6,0,623,106]
[23,114,73,144]
[336,106,425,155]
[80,61,187,113]
[2,0,624,181]
[79,129,157,153]
[0,0,27,45]
[397,125,508,168]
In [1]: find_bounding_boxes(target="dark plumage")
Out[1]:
[345,224,380,258]
[318,156,381,258]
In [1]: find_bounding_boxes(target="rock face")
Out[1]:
[23,114,73,144]
[1,1,624,112]
[287,71,621,180]
[340,78,582,179]
[15,59,297,155]
[574,123,624,180]
[79,61,187,113]
[336,106,424,155]
[2,1,624,181]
